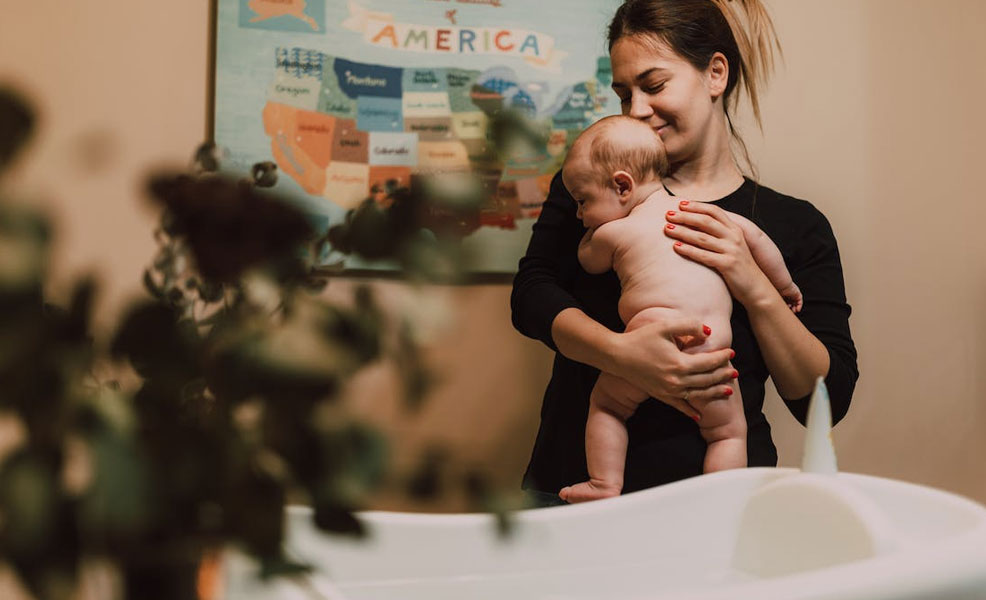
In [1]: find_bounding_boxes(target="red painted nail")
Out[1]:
[732,370,739,379]
[666,223,675,230]
[691,414,700,422]
[674,241,683,247]
[729,349,736,359]
[724,387,733,396]
[667,210,676,217]
[702,325,712,336]
[680,200,690,206]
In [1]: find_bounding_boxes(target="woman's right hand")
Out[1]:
[608,316,736,420]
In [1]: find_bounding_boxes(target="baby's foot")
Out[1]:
[558,480,621,503]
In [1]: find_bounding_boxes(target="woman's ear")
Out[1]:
[707,51,729,99]
[613,170,634,202]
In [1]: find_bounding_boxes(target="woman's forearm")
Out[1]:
[550,307,619,373]
[745,279,830,400]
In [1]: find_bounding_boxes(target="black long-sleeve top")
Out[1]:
[510,172,858,494]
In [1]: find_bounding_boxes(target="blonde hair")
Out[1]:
[709,0,781,127]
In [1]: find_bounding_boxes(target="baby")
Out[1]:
[559,115,802,503]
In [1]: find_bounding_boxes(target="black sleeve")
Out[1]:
[781,207,859,426]
[510,171,583,352]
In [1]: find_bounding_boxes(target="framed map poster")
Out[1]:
[213,0,622,275]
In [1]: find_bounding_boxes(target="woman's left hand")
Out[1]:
[664,200,773,307]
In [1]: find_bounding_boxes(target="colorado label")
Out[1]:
[368,132,418,166]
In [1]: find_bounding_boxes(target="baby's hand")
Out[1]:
[780,282,803,313]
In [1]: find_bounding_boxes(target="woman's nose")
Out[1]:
[626,92,653,119]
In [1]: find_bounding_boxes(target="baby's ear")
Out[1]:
[613,170,634,199]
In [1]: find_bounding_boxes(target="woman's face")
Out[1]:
[610,35,721,164]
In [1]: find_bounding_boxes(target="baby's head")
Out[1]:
[562,115,668,228]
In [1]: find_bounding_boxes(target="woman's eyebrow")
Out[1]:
[612,67,669,91]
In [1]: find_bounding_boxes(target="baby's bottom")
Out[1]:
[559,307,747,504]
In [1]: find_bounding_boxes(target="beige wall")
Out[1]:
[2,0,984,508]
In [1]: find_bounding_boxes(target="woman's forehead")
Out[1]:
[610,36,689,86]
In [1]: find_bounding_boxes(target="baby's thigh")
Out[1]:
[683,312,732,354]
[624,307,732,353]
[591,373,649,420]
[624,306,682,333]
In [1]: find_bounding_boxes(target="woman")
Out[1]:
[510,0,858,505]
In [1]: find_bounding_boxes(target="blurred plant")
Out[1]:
[0,85,520,600]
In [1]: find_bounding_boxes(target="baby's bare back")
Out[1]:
[612,195,732,327]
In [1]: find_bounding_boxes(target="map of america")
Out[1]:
[262,46,614,228]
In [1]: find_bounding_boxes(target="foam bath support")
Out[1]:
[225,380,986,599]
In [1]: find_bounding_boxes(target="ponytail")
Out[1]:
[708,0,781,128]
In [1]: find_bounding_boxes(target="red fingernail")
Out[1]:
[729,349,736,359]
[724,387,733,396]
[667,210,676,217]
[674,241,682,247]
[680,200,690,206]
[702,325,712,336]
[666,223,675,230]
[732,370,739,379]
[691,414,700,422]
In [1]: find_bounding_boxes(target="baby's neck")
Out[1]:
[629,180,671,211]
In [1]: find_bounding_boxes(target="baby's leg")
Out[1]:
[685,316,747,472]
[696,376,747,472]
[560,374,647,503]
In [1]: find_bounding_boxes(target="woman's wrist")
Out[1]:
[599,328,624,376]
[735,270,782,313]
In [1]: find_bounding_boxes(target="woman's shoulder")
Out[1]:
[742,180,831,228]
[740,180,839,255]
[746,180,826,222]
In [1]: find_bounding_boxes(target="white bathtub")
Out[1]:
[224,381,986,599]
[224,467,986,600]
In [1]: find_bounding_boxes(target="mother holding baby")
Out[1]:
[510,0,858,505]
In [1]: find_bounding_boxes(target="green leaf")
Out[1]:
[0,452,58,557]
[78,431,150,539]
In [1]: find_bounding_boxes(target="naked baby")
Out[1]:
[559,115,803,503]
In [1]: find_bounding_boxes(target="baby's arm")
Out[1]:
[578,223,618,274]
[727,214,803,312]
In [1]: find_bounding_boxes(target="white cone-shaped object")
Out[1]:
[733,377,899,577]
[802,376,838,474]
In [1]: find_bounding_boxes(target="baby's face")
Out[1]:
[563,159,628,229]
